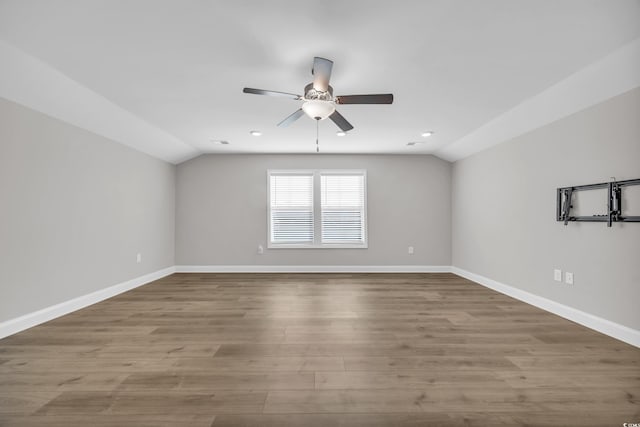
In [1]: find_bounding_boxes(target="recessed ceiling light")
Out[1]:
[421,131,434,138]
[336,131,346,137]
[210,139,229,145]
[249,130,262,136]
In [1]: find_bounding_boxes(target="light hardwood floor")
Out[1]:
[0,273,638,426]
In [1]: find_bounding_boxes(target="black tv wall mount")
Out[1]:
[557,178,640,227]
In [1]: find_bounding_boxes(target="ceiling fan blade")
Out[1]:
[335,94,394,104]
[312,57,333,92]
[277,109,305,127]
[243,87,301,100]
[329,110,354,132]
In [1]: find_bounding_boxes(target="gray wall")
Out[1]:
[452,88,640,329]
[0,98,176,322]
[5,84,636,334]
[176,154,451,266]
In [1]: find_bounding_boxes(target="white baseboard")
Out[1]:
[451,267,640,348]
[0,266,176,339]
[175,265,452,273]
[4,265,636,348]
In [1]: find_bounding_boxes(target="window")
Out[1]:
[268,170,367,248]
[321,174,366,245]
[269,173,314,245]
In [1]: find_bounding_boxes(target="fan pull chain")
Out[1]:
[316,119,320,153]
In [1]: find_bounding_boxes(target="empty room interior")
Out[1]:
[1,1,640,426]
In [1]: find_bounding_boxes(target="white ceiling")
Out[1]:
[1,0,639,163]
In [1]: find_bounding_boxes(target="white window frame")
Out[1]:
[267,169,368,249]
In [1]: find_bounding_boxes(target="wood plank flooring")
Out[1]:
[0,273,638,426]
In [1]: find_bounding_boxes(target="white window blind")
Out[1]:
[268,170,367,248]
[269,174,314,244]
[321,174,366,244]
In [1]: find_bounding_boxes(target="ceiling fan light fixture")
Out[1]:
[302,100,335,120]
[421,131,434,138]
[336,131,346,137]
[249,130,262,136]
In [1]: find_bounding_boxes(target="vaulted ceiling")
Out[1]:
[1,0,639,163]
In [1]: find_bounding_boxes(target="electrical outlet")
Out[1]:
[565,272,574,285]
[554,269,562,282]
[136,253,142,263]
[408,246,414,255]
[257,245,264,255]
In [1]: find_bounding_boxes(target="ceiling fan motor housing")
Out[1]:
[304,83,333,101]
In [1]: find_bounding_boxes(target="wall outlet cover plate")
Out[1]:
[565,272,574,285]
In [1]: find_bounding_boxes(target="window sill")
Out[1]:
[268,243,368,249]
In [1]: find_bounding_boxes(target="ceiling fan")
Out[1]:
[243,57,393,132]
